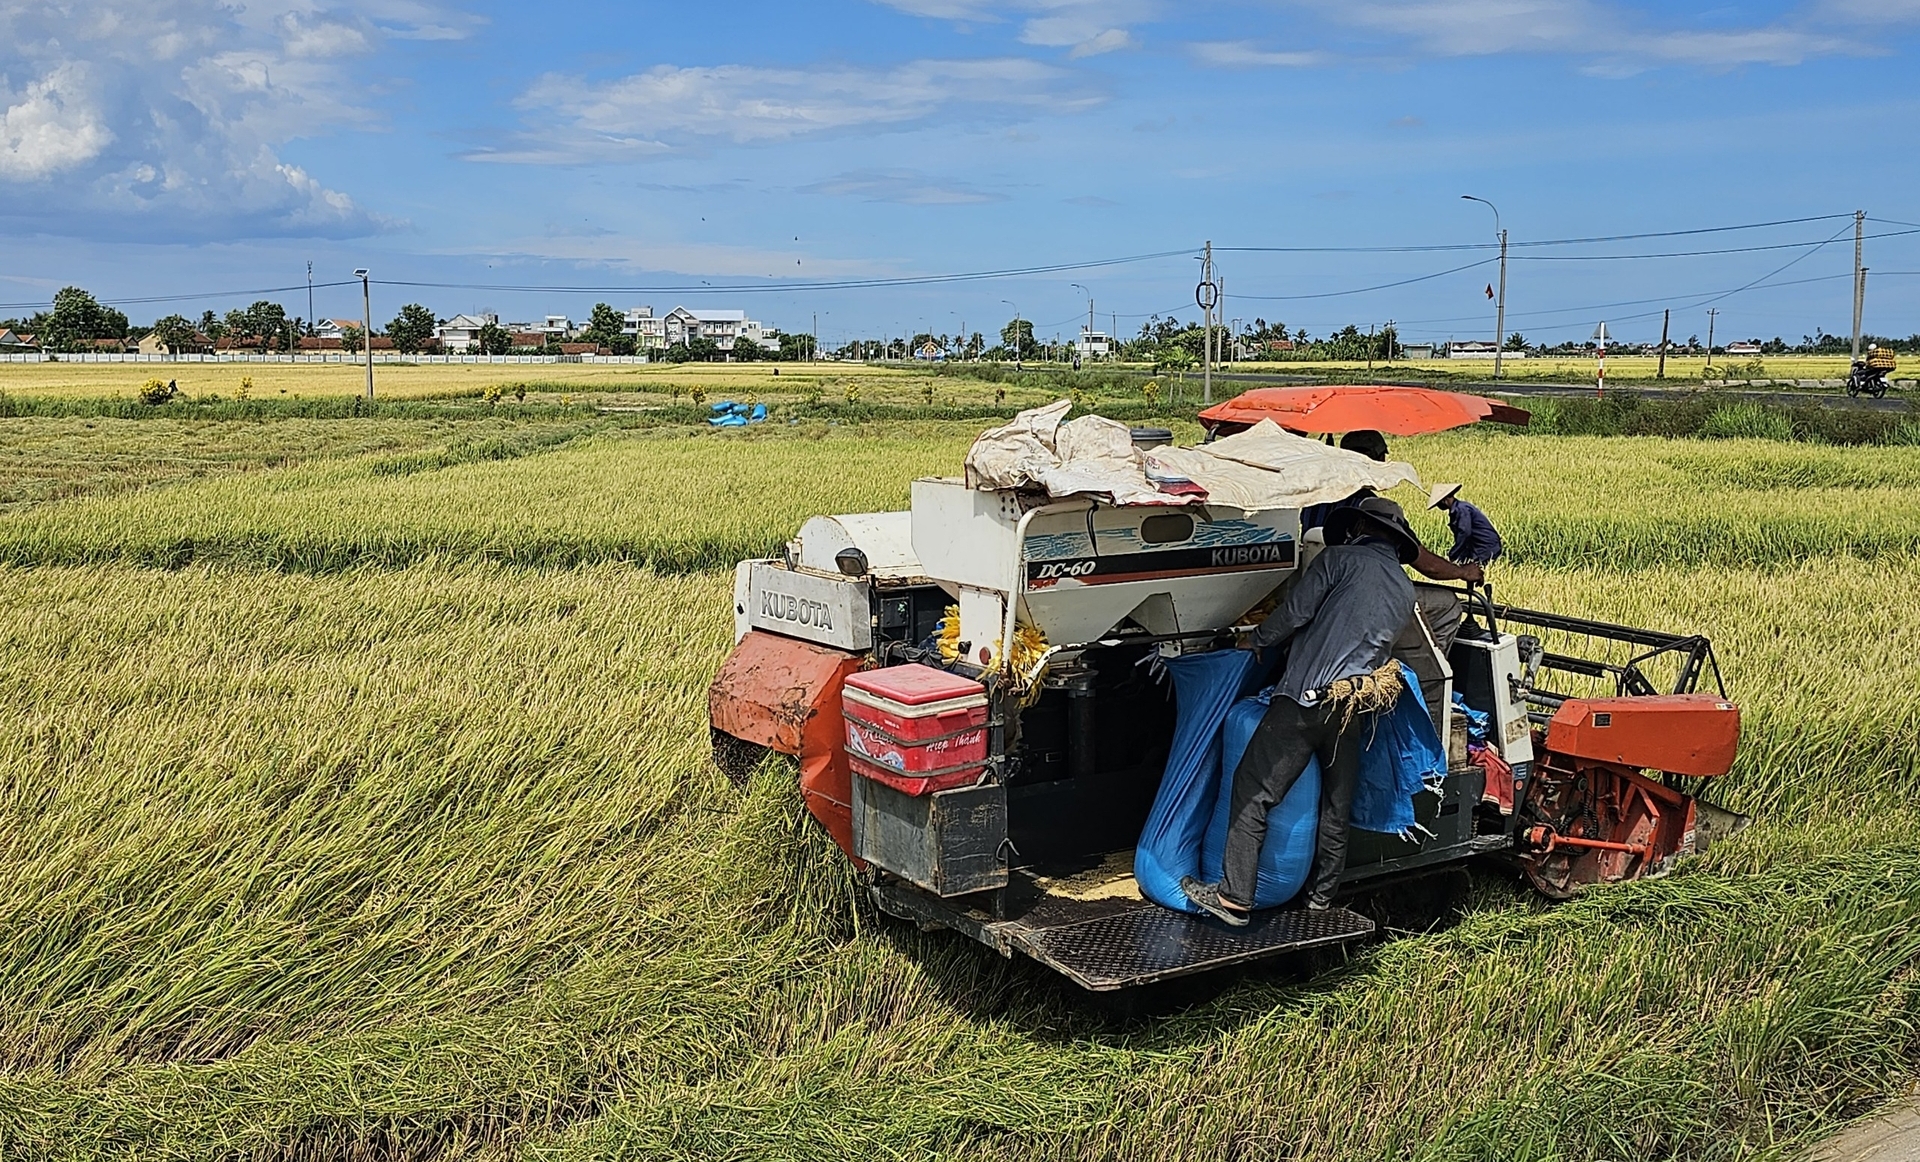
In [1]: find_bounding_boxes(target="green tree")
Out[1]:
[150,314,199,354]
[387,303,437,355]
[199,310,224,341]
[778,332,815,361]
[1000,317,1036,361]
[41,286,129,351]
[1503,332,1529,352]
[241,300,289,351]
[731,337,763,362]
[582,303,629,353]
[475,321,511,355]
[341,325,366,354]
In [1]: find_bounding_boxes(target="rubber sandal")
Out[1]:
[1181,876,1251,927]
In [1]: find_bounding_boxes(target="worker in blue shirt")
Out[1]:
[1429,483,1503,566]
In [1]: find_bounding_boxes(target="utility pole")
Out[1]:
[1705,308,1718,373]
[1462,196,1507,379]
[1851,209,1867,363]
[811,312,817,363]
[1593,321,1608,398]
[1002,299,1021,370]
[1657,308,1671,379]
[1197,241,1217,405]
[306,261,314,341]
[355,268,373,401]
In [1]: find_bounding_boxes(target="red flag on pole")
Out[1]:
[1484,284,1495,299]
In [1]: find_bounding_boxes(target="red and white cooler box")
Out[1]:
[842,664,989,795]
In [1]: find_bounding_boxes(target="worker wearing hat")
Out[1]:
[1428,483,1504,568]
[1182,495,1424,925]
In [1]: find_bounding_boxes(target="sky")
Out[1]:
[3,0,1919,348]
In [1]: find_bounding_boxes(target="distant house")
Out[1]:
[660,307,768,352]
[312,318,361,342]
[84,337,133,353]
[1265,339,1295,353]
[0,328,39,351]
[1447,341,1526,360]
[296,336,345,351]
[137,331,212,355]
[1400,343,1436,360]
[558,342,603,355]
[435,313,497,352]
[1075,328,1111,360]
[1726,341,1763,356]
[508,331,547,349]
[624,306,663,348]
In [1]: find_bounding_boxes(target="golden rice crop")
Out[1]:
[0,413,1915,1159]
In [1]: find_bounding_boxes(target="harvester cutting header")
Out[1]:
[711,391,1745,990]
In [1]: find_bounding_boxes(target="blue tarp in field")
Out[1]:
[1135,651,1446,914]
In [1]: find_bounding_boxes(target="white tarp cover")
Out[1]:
[963,402,1420,511]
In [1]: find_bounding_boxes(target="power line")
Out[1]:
[377,250,1196,297]
[0,279,361,312]
[1218,212,1857,256]
[1507,227,1920,262]
[1224,257,1498,302]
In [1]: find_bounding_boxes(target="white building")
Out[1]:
[658,307,769,352]
[1076,328,1112,360]
[435,313,497,351]
[313,318,358,342]
[623,306,665,348]
[1726,341,1763,356]
[1447,341,1526,360]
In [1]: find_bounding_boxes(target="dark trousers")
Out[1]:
[1221,697,1367,908]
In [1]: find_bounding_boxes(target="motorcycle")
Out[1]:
[1847,345,1898,399]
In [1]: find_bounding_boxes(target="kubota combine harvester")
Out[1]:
[709,397,1745,991]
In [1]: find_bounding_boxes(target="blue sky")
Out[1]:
[3,0,1918,347]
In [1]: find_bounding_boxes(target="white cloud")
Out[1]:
[0,0,475,239]
[1239,0,1867,71]
[802,168,1007,204]
[0,65,114,180]
[1189,42,1328,67]
[874,0,1154,56]
[478,58,1098,164]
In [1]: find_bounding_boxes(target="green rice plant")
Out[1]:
[1699,402,1796,442]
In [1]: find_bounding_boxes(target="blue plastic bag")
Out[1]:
[1137,655,1446,914]
[1134,650,1264,914]
[1349,664,1446,836]
[1196,696,1319,907]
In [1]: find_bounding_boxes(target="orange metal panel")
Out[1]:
[1545,694,1740,778]
[709,629,864,857]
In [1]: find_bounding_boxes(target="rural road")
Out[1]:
[1198,371,1916,413]
[1815,1094,1920,1162]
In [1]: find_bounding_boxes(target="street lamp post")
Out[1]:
[1001,299,1020,370]
[354,268,373,401]
[1070,282,1094,361]
[1461,196,1507,380]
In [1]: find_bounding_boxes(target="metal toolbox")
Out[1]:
[852,775,1007,897]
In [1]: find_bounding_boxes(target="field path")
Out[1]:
[1816,1092,1920,1162]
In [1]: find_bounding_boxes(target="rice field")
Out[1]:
[0,407,1915,1160]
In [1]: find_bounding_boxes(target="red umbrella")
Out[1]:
[1198,385,1530,437]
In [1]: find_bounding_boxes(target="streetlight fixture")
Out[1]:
[1460,196,1507,379]
[354,268,373,401]
[1001,299,1021,370]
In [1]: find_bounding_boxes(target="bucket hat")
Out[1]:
[1325,496,1422,564]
